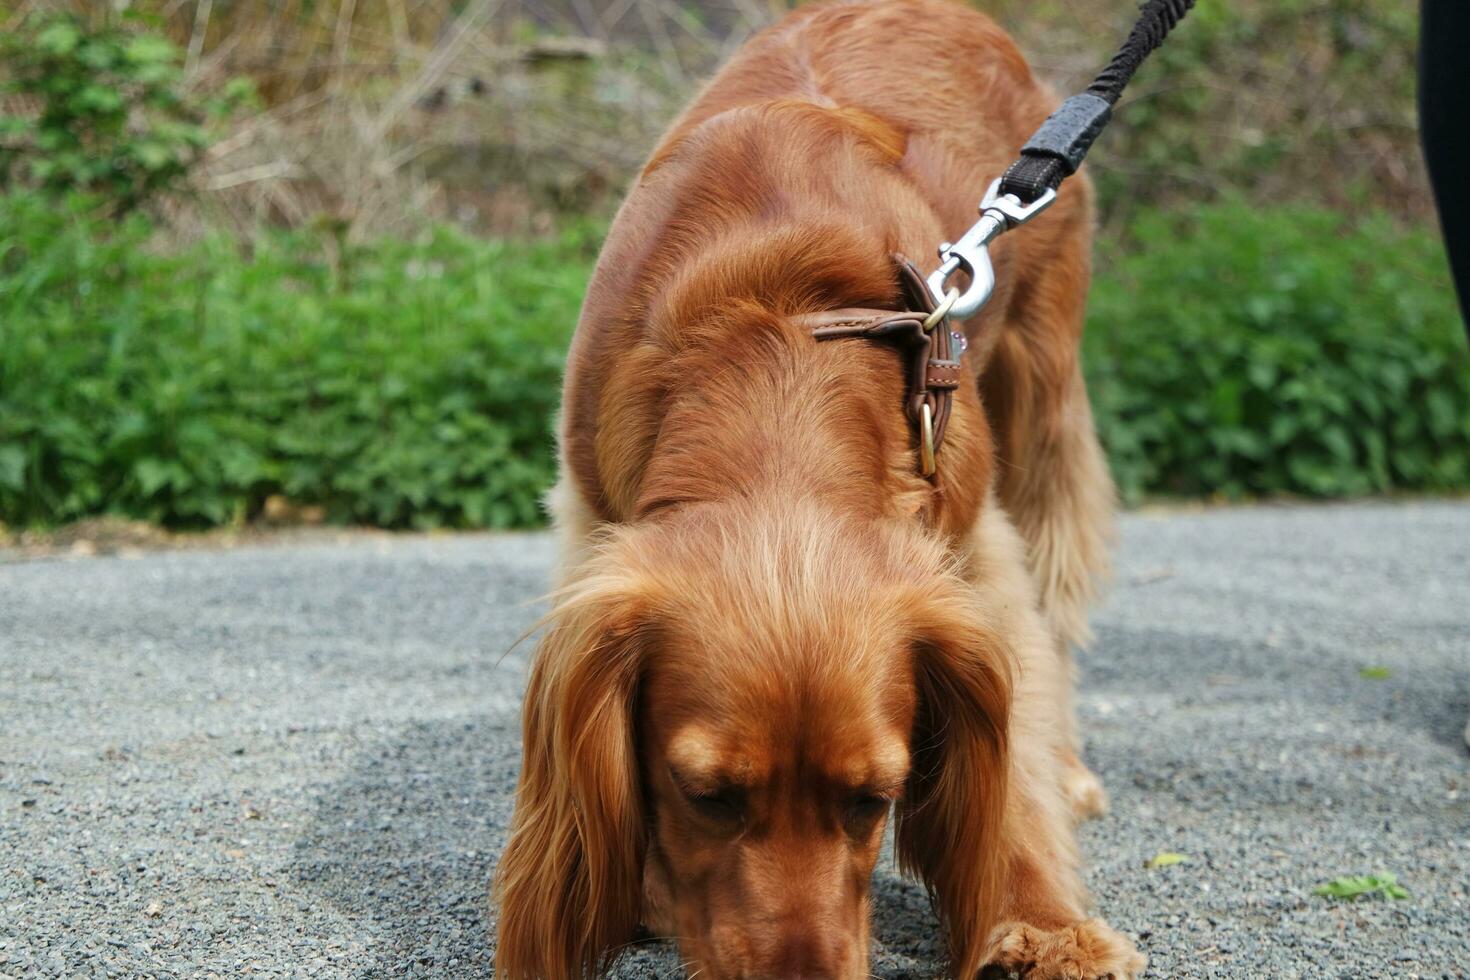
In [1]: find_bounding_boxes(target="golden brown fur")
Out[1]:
[495,1,1134,976]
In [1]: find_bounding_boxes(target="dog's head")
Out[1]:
[495,502,1012,979]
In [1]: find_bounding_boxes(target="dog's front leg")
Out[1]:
[960,506,1144,980]
[981,918,1145,980]
[976,666,1145,980]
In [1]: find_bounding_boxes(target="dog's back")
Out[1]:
[560,0,1087,537]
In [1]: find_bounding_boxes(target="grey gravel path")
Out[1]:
[2,503,1468,978]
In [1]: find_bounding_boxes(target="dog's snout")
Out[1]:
[762,927,847,980]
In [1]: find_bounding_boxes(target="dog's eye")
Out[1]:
[682,787,740,822]
[847,794,891,824]
[684,787,744,823]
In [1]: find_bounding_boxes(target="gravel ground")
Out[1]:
[2,502,1468,978]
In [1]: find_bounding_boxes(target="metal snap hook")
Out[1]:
[927,178,1058,321]
[926,236,996,322]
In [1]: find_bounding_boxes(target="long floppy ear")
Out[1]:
[494,569,654,979]
[894,588,1013,979]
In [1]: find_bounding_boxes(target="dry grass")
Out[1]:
[3,0,1427,239]
[157,0,775,239]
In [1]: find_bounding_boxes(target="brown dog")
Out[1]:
[494,1,1139,977]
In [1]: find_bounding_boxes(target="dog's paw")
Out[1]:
[1062,763,1109,822]
[981,919,1145,980]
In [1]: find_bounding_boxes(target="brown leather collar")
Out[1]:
[793,256,960,478]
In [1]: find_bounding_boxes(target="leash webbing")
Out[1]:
[835,0,1201,478]
[998,0,1197,203]
[926,0,1198,320]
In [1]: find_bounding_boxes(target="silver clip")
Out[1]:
[926,178,1058,320]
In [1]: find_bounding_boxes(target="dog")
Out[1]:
[494,1,1141,977]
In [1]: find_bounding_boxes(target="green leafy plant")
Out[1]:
[1358,666,1392,680]
[0,192,596,530]
[1,195,1466,532]
[1314,873,1409,901]
[0,12,252,212]
[1085,201,1470,502]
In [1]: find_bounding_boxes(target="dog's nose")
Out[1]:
[762,928,847,980]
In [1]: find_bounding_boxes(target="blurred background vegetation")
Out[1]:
[0,0,1465,531]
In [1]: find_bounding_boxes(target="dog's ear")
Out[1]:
[894,588,1013,979]
[494,568,655,980]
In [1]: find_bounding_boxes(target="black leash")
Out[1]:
[1000,0,1196,204]
[927,0,1197,318]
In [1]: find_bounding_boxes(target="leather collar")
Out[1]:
[793,256,960,478]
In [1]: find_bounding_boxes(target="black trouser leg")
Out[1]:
[1419,0,1470,336]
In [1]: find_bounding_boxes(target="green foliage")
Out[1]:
[1314,873,1410,901]
[2,193,1466,532]
[1085,202,1470,502]
[0,192,595,529]
[1358,666,1392,680]
[0,12,253,212]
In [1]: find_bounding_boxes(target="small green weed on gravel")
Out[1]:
[1314,873,1410,901]
[1146,851,1189,869]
